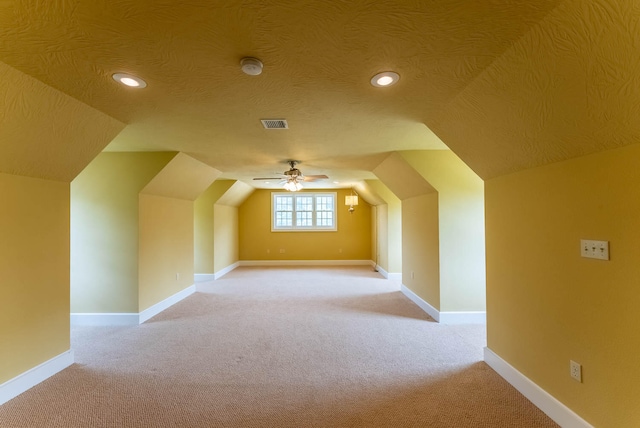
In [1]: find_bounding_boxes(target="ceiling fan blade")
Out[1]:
[302,175,329,182]
[253,177,283,180]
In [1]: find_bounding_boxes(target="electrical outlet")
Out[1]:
[176,273,180,281]
[411,271,415,279]
[266,249,270,254]
[580,239,609,260]
[570,360,582,382]
[279,249,285,253]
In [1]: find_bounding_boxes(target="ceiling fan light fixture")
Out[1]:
[371,71,399,87]
[112,73,147,88]
[283,178,302,192]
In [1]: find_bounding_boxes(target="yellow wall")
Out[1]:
[138,194,194,311]
[366,180,401,273]
[402,194,440,309]
[370,205,377,263]
[486,143,640,427]
[0,173,70,384]
[400,150,486,312]
[238,189,371,261]
[214,204,239,272]
[194,180,236,273]
[70,152,175,313]
[375,204,389,269]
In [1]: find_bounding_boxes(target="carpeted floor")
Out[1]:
[0,266,558,427]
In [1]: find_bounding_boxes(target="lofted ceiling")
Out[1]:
[2,1,634,188]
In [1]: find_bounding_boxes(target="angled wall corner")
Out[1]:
[372,152,436,200]
[372,153,439,305]
[71,152,177,314]
[194,179,254,275]
[364,179,402,275]
[399,150,486,314]
[194,180,237,274]
[216,180,254,207]
[138,154,221,311]
[0,61,125,182]
[353,180,386,206]
[140,152,222,200]
[210,181,253,274]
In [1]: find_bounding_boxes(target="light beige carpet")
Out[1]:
[0,266,558,427]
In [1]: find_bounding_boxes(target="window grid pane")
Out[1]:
[276,211,292,227]
[315,195,334,228]
[273,193,336,231]
[296,211,313,226]
[316,211,333,227]
[275,195,294,227]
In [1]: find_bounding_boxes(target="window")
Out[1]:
[272,192,337,231]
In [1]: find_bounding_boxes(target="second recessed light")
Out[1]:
[112,73,147,88]
[371,71,400,87]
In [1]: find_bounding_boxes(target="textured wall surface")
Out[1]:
[0,0,563,183]
[373,152,436,201]
[432,0,640,179]
[141,153,221,201]
[0,62,124,181]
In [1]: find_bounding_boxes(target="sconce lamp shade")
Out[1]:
[345,195,359,206]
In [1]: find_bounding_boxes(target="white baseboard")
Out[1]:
[375,265,402,281]
[139,284,196,324]
[439,311,486,324]
[70,313,139,326]
[239,260,374,267]
[194,273,215,282]
[71,285,197,326]
[484,347,593,428]
[400,284,486,324]
[401,284,440,321]
[0,350,74,406]
[214,261,240,279]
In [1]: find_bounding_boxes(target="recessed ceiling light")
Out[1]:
[371,71,400,87]
[112,73,147,88]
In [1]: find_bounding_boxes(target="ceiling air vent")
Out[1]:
[261,119,288,129]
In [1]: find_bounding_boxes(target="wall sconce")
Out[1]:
[345,190,359,214]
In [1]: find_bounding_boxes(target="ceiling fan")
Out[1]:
[253,160,329,185]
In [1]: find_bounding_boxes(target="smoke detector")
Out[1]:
[241,57,263,76]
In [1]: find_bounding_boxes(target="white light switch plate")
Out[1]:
[580,239,609,260]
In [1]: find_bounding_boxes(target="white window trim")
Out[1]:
[271,192,337,232]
